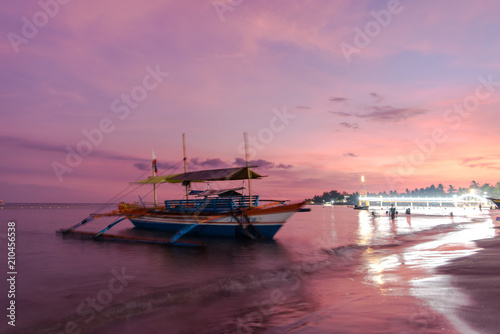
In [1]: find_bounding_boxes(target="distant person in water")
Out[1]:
[389,204,397,218]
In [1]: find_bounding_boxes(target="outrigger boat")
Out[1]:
[58,134,307,246]
[128,168,306,239]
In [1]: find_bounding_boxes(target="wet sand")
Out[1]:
[438,231,500,334]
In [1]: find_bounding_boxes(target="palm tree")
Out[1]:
[481,183,492,197]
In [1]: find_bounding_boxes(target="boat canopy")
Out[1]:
[189,187,244,197]
[134,174,182,184]
[135,167,264,184]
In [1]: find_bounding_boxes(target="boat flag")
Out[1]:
[152,150,158,174]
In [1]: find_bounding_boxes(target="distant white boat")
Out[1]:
[323,201,333,207]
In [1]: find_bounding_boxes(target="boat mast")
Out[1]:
[152,150,158,207]
[182,133,189,201]
[244,132,253,208]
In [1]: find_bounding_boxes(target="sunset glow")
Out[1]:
[1,0,500,202]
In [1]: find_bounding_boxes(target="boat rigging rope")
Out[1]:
[138,160,184,201]
[94,170,150,213]
[94,160,184,213]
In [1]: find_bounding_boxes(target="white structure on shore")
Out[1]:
[359,193,490,208]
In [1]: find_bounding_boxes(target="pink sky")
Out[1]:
[1,0,500,202]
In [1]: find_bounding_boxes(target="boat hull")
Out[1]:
[129,201,306,239]
[129,219,284,238]
[488,197,500,209]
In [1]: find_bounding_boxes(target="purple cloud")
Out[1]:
[190,158,229,168]
[0,135,65,153]
[275,163,293,169]
[233,158,293,169]
[134,161,178,171]
[339,122,358,129]
[369,92,384,103]
[1,135,141,161]
[328,111,352,117]
[329,97,349,103]
[357,105,427,122]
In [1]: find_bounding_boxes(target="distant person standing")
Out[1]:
[389,204,397,219]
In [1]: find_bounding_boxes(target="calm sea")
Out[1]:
[0,204,496,334]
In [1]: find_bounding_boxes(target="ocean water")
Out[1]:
[0,204,497,334]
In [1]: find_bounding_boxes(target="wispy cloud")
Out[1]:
[200,53,246,60]
[134,157,295,172]
[1,135,140,161]
[462,157,500,170]
[343,152,359,158]
[190,158,229,168]
[327,94,426,122]
[275,163,294,169]
[465,162,500,170]
[332,105,425,122]
[329,97,349,103]
[329,111,352,117]
[0,135,65,153]
[296,105,311,110]
[134,161,178,171]
[339,122,358,129]
[359,105,426,122]
[233,158,293,169]
[462,157,485,164]
[369,92,383,103]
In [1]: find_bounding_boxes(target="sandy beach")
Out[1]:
[438,225,500,334]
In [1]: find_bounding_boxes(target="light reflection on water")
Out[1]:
[356,210,374,245]
[2,205,498,333]
[357,207,495,333]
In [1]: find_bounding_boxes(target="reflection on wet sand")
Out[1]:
[357,208,496,333]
